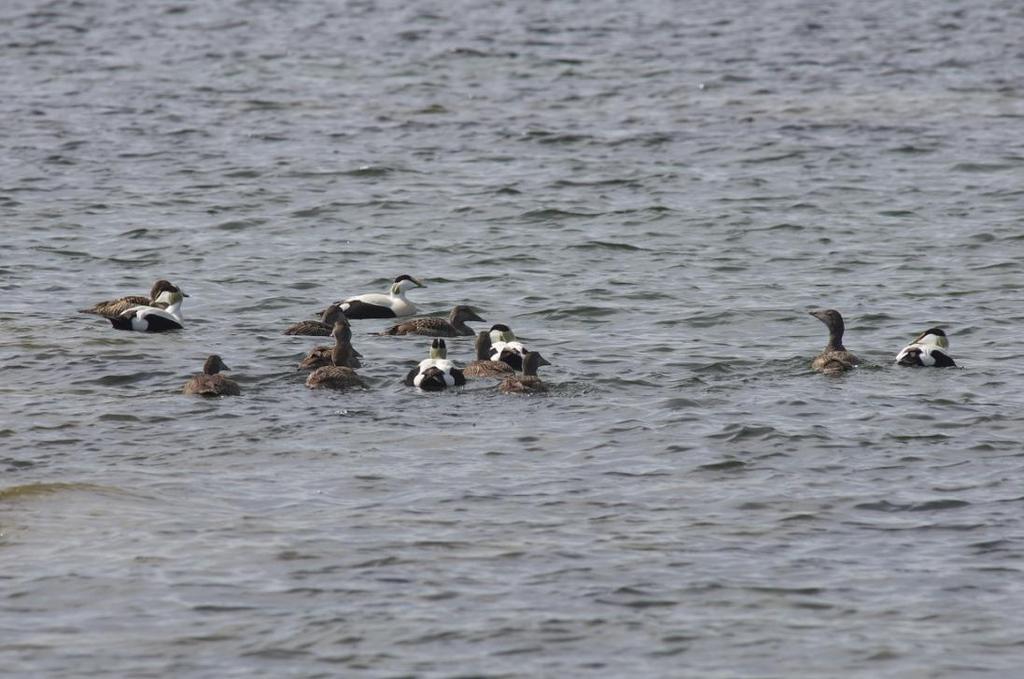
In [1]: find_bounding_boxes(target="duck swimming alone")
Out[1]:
[284,303,346,336]
[106,289,187,332]
[332,274,426,319]
[382,305,485,337]
[182,355,241,396]
[463,330,515,378]
[79,279,182,317]
[403,338,466,391]
[895,327,956,367]
[305,325,368,391]
[499,350,551,394]
[809,309,860,375]
[299,319,362,370]
[487,323,528,371]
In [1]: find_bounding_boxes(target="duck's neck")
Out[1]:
[333,342,353,367]
[165,300,183,318]
[826,327,845,352]
[475,334,492,360]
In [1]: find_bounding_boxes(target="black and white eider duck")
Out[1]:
[895,327,956,367]
[487,323,528,371]
[403,338,466,391]
[182,355,241,397]
[331,274,426,319]
[463,330,515,379]
[381,305,485,337]
[499,351,551,395]
[106,289,187,332]
[299,319,362,370]
[809,309,861,375]
[305,325,368,391]
[284,303,346,336]
[79,279,182,317]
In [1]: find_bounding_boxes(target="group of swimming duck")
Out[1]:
[78,276,957,396]
[79,275,552,397]
[809,308,956,375]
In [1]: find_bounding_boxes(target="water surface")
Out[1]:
[2,0,1024,676]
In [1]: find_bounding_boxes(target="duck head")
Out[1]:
[474,330,493,360]
[331,318,352,343]
[152,280,187,299]
[912,327,949,348]
[429,338,448,360]
[160,290,186,308]
[203,355,230,375]
[488,323,516,344]
[152,287,188,307]
[149,279,177,299]
[321,303,347,324]
[451,305,485,324]
[809,309,846,349]
[521,351,551,377]
[391,274,426,295]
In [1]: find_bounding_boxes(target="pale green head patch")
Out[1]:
[913,328,949,349]
[429,338,447,360]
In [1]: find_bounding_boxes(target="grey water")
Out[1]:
[2,0,1024,676]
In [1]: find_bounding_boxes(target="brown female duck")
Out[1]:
[382,305,485,337]
[809,309,861,375]
[499,351,551,394]
[463,330,514,378]
[183,355,241,397]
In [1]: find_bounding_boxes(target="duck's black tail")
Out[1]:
[107,316,133,331]
[417,367,449,391]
